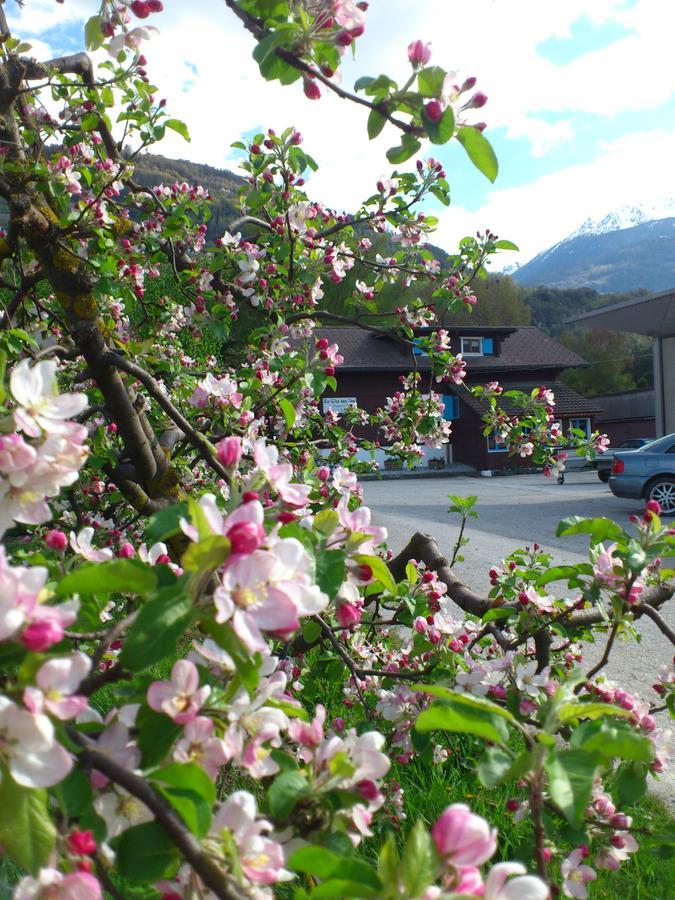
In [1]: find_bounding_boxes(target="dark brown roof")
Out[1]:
[456,381,603,417]
[468,327,587,373]
[314,325,587,373]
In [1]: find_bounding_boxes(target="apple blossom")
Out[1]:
[10,359,87,438]
[432,803,497,866]
[147,660,211,724]
[484,862,549,899]
[13,869,102,900]
[25,651,91,719]
[69,527,114,563]
[408,39,432,66]
[561,849,597,898]
[0,697,72,788]
[94,787,153,839]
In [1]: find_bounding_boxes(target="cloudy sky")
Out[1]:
[7,0,675,266]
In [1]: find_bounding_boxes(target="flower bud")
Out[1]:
[356,779,379,801]
[336,602,362,628]
[227,521,263,555]
[332,717,345,732]
[425,99,443,122]
[303,77,321,100]
[407,40,432,67]
[22,619,64,652]
[45,529,68,552]
[317,465,330,482]
[68,830,97,856]
[130,1,150,18]
[118,542,135,559]
[216,436,242,470]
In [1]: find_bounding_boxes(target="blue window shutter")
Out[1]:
[482,337,494,355]
[442,396,459,420]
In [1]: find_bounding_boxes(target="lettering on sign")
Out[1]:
[322,396,357,415]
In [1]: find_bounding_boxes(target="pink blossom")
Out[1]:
[14,869,102,899]
[408,40,432,66]
[561,849,597,898]
[484,862,549,899]
[252,439,312,507]
[10,359,87,438]
[94,787,153,838]
[27,652,91,720]
[45,529,68,551]
[174,715,231,778]
[89,721,139,789]
[69,527,114,563]
[336,600,362,628]
[431,803,497,866]
[214,539,327,651]
[147,660,211,724]
[0,697,72,788]
[212,791,292,885]
[456,867,484,894]
[288,705,326,748]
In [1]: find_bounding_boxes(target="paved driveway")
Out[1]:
[364,471,675,806]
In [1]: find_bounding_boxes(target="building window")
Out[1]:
[568,417,590,437]
[486,433,508,452]
[441,396,460,421]
[460,336,484,356]
[482,337,494,355]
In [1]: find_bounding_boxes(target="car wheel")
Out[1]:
[598,470,610,483]
[646,476,675,515]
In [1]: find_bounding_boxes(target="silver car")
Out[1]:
[608,433,675,514]
[593,437,653,482]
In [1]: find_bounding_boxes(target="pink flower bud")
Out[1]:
[610,814,629,828]
[216,436,242,469]
[414,616,427,634]
[466,91,488,109]
[303,77,321,100]
[335,29,353,46]
[68,830,97,856]
[356,779,379,801]
[407,40,432,66]
[118,542,135,559]
[45,529,68,552]
[332,717,345,732]
[227,521,263,556]
[336,602,362,628]
[431,804,497,866]
[130,1,150,18]
[425,99,443,122]
[646,499,661,515]
[317,465,330,482]
[22,619,64,652]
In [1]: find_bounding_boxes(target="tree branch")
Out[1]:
[67,728,252,900]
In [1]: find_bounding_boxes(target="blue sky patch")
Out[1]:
[537,15,635,65]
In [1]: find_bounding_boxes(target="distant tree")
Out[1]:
[560,328,639,395]
[443,275,531,325]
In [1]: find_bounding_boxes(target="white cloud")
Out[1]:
[5,0,675,262]
[434,128,675,266]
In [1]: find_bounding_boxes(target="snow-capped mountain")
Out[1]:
[512,203,675,293]
[567,199,675,241]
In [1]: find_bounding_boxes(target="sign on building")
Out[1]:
[322,396,357,415]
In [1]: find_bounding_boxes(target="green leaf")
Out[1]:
[545,749,601,825]
[314,509,338,536]
[416,696,509,744]
[386,133,421,164]
[573,720,654,763]
[354,554,397,595]
[55,559,157,598]
[495,239,519,251]
[413,685,515,720]
[267,771,310,821]
[422,106,455,145]
[80,112,100,131]
[616,760,648,806]
[153,762,216,808]
[477,748,531,788]
[115,821,180,881]
[316,549,346,600]
[0,775,56,875]
[556,516,626,544]
[119,584,194,672]
[289,845,342,878]
[279,397,296,430]
[481,607,516,623]
[417,66,447,97]
[54,767,93,818]
[302,620,322,643]
[558,702,631,724]
[456,127,498,182]
[164,118,190,142]
[354,76,375,93]
[401,820,439,895]
[145,502,188,543]
[378,833,399,890]
[84,15,105,51]
[367,108,386,140]
[537,564,594,586]
[157,785,211,837]
[181,534,230,574]
[137,707,183,767]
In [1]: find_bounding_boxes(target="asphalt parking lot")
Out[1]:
[364,470,675,807]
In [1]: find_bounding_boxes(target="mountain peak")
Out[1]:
[567,199,675,241]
